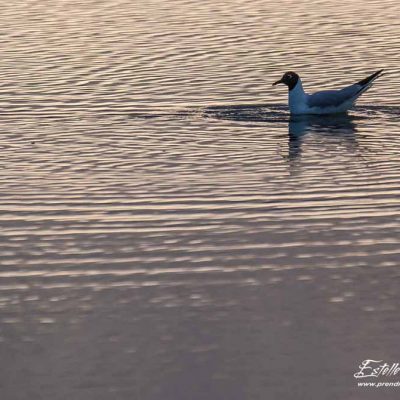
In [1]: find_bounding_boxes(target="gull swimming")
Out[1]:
[273,70,383,115]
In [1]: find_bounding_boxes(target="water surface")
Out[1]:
[1,1,400,399]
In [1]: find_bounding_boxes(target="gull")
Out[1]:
[273,70,383,115]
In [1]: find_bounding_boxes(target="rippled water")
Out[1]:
[1,1,400,399]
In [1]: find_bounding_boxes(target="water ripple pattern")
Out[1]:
[1,1,400,400]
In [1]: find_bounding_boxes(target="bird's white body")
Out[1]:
[275,70,383,115]
[288,80,307,114]
[289,79,355,115]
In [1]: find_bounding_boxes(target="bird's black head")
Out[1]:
[273,71,299,90]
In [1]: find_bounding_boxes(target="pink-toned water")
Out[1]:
[1,1,400,399]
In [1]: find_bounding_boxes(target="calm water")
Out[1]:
[1,1,400,399]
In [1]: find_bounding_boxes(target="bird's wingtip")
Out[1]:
[358,69,384,86]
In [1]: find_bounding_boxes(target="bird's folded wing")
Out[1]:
[306,85,360,109]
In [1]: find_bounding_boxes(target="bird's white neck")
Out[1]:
[288,79,306,114]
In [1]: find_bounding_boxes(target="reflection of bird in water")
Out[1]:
[287,114,361,175]
[273,70,383,115]
[201,103,372,174]
[288,113,358,158]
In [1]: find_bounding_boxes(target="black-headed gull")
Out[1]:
[273,70,383,115]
